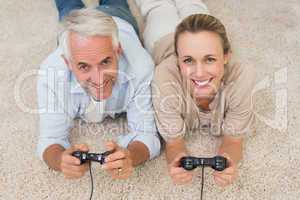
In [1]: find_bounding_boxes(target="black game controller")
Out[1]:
[180,156,227,171]
[72,151,114,165]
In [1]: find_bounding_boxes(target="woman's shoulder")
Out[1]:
[223,61,256,87]
[154,54,182,83]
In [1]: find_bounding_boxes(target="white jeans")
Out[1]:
[134,0,209,53]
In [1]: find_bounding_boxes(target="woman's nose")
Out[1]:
[194,62,206,77]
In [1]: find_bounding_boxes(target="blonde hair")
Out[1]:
[59,8,119,60]
[174,14,231,55]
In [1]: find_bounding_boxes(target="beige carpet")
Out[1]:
[0,0,299,199]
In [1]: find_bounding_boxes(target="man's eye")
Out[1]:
[101,59,111,65]
[183,58,193,64]
[78,64,89,71]
[207,57,216,63]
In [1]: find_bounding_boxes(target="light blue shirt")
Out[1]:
[37,17,161,161]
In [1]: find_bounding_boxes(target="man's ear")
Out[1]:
[116,43,123,56]
[224,51,232,65]
[61,54,72,70]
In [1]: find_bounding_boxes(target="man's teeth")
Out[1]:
[194,79,210,86]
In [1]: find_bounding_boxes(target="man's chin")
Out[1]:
[90,92,111,101]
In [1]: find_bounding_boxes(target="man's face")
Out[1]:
[67,32,119,101]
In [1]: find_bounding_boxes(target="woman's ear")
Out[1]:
[224,51,232,65]
[61,54,71,70]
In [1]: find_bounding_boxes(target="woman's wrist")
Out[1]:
[165,137,188,164]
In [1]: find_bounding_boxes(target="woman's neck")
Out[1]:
[196,98,212,111]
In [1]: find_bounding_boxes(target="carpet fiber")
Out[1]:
[0,0,299,199]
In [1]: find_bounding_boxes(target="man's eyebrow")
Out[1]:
[77,61,88,65]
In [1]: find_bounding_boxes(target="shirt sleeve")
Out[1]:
[123,70,161,160]
[151,58,187,141]
[36,66,75,161]
[114,19,161,159]
[222,64,256,137]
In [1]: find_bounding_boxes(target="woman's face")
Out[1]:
[177,31,229,102]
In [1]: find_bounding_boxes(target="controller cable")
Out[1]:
[88,162,205,200]
[88,162,94,200]
[200,166,204,200]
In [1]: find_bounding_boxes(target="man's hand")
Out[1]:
[168,153,194,185]
[102,141,134,180]
[60,144,90,179]
[213,153,238,187]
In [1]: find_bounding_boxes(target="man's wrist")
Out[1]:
[43,144,65,171]
[127,141,150,166]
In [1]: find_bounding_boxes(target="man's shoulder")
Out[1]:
[39,46,68,71]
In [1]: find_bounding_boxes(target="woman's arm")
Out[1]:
[213,134,243,187]
[217,134,243,164]
[165,137,188,164]
[165,137,195,185]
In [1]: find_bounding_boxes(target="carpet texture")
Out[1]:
[0,0,299,199]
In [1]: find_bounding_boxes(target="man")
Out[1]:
[37,0,161,179]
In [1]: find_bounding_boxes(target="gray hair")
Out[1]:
[59,8,119,60]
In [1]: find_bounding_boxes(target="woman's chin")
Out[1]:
[192,88,215,99]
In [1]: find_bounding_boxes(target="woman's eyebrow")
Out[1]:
[204,54,216,57]
[181,55,192,59]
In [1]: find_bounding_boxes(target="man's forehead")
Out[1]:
[69,31,114,50]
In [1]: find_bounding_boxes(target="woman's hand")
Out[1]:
[213,153,238,187]
[168,153,194,185]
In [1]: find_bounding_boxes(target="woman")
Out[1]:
[151,14,256,187]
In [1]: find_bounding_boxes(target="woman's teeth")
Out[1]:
[193,79,211,87]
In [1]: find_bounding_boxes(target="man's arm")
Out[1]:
[127,141,150,166]
[43,144,65,171]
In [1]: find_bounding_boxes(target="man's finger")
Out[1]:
[102,159,123,170]
[73,143,89,152]
[105,141,118,152]
[62,162,89,173]
[63,154,81,165]
[105,150,126,162]
[64,144,89,155]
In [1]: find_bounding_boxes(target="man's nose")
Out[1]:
[90,68,104,85]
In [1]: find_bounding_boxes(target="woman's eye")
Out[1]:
[207,57,216,63]
[183,58,193,64]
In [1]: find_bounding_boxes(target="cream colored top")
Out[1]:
[152,50,256,140]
